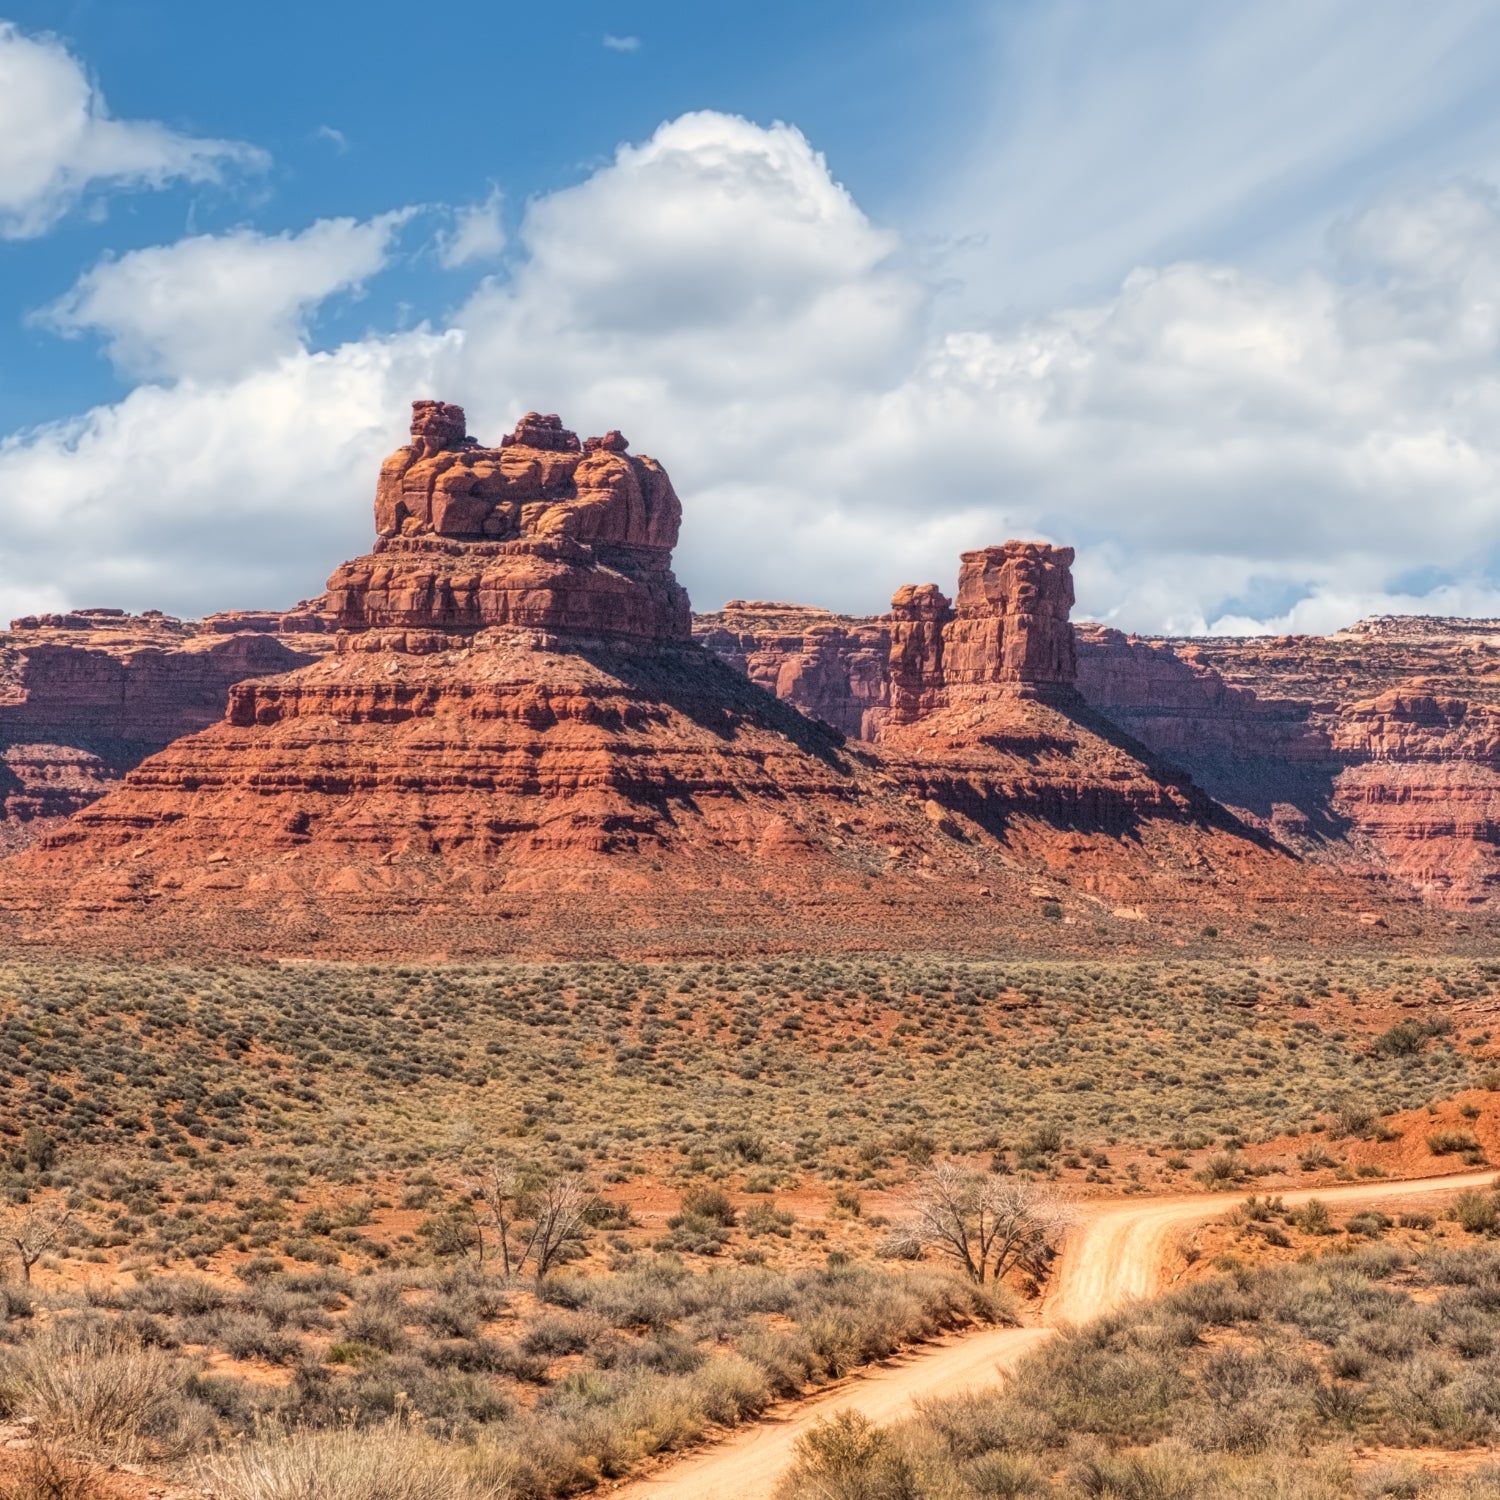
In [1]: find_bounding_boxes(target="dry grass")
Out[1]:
[0,1446,118,1500]
[777,1243,1500,1499]
[194,1420,503,1500]
[5,1321,209,1465]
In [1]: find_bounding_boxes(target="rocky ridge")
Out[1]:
[694,601,1500,908]
[0,400,1377,958]
[0,609,330,847]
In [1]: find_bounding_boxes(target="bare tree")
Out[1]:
[473,1165,593,1279]
[527,1174,593,1278]
[892,1163,1072,1284]
[474,1164,528,1276]
[2,1203,75,1284]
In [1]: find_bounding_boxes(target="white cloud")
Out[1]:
[602,34,640,52]
[10,110,1500,639]
[436,188,506,269]
[40,214,410,381]
[925,0,1500,313]
[314,125,349,153]
[0,333,454,619]
[0,21,266,239]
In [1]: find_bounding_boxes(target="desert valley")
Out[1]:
[0,402,1499,1500]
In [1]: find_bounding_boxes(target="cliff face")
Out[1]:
[0,612,328,844]
[0,401,1382,958]
[693,600,1500,908]
[1073,621,1500,904]
[341,404,689,640]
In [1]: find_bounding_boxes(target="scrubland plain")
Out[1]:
[1,955,1499,1498]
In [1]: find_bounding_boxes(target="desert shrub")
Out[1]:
[1065,1442,1205,1499]
[1332,1104,1376,1138]
[0,1445,108,1500]
[1451,1190,1500,1235]
[1291,1200,1334,1236]
[213,1313,303,1365]
[678,1186,737,1227]
[1195,1151,1248,1187]
[119,1276,226,1318]
[11,1321,211,1463]
[662,1214,731,1256]
[776,1409,918,1500]
[195,1419,500,1500]
[743,1203,795,1239]
[341,1306,411,1355]
[519,1312,605,1357]
[1427,1131,1482,1157]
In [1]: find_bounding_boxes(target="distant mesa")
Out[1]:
[0,399,1408,956]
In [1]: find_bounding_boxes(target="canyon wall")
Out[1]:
[0,611,329,843]
[693,599,1500,907]
[0,401,1378,958]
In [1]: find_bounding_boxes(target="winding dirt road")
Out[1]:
[611,1168,1498,1500]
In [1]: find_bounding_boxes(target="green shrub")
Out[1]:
[678,1186,737,1227]
[1427,1130,1481,1157]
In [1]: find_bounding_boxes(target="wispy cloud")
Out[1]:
[602,34,641,52]
[0,20,266,239]
[437,187,506,269]
[314,124,348,153]
[924,0,1500,313]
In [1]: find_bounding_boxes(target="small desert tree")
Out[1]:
[474,1165,593,1278]
[527,1173,594,1277]
[893,1163,1072,1284]
[2,1203,75,1284]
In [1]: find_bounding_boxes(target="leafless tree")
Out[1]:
[2,1203,75,1284]
[892,1163,1072,1284]
[474,1164,527,1275]
[527,1174,593,1277]
[473,1165,593,1279]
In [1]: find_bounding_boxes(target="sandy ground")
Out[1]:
[609,1167,1500,1500]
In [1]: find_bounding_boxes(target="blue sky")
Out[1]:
[3,0,984,427]
[7,1,1500,633]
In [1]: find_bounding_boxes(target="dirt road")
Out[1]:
[611,1167,1497,1500]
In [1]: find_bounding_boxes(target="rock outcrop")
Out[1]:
[0,401,1389,958]
[1074,622,1500,904]
[695,595,1500,909]
[697,542,1081,735]
[695,602,890,739]
[342,404,689,640]
[0,612,328,845]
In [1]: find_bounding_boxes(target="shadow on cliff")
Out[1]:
[1068,695,1298,849]
[572,639,858,770]
[1177,754,1353,846]
[937,691,1299,855]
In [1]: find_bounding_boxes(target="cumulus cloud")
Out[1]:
[0,21,265,239]
[40,214,411,381]
[0,333,454,618]
[8,110,1500,637]
[436,189,506,269]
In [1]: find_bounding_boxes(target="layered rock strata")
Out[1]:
[343,403,689,640]
[0,402,1384,957]
[696,599,1500,908]
[0,612,327,844]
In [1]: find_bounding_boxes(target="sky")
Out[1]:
[6,1,1500,635]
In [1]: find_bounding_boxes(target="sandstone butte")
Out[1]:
[0,399,1461,960]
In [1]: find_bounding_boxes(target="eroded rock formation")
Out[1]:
[0,401,1382,957]
[0,612,328,844]
[337,404,689,640]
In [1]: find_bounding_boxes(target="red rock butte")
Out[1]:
[0,401,1409,958]
[336,401,689,641]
